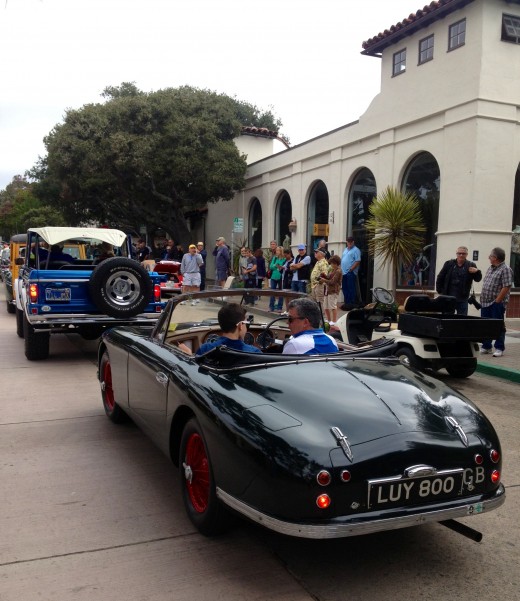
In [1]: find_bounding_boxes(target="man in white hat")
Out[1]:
[290,244,311,293]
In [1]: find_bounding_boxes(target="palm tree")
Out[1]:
[365,186,426,296]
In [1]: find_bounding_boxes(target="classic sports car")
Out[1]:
[98,289,505,539]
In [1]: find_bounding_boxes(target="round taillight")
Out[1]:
[340,470,351,482]
[491,470,500,483]
[316,494,331,509]
[490,449,500,463]
[474,454,484,465]
[316,470,331,486]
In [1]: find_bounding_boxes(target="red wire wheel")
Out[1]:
[179,418,231,535]
[100,351,125,423]
[103,359,115,411]
[184,433,210,513]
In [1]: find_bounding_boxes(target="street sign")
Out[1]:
[233,217,244,233]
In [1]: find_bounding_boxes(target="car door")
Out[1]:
[127,337,178,440]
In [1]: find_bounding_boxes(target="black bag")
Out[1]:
[468,287,481,310]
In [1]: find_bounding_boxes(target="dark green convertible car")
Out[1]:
[98,289,504,540]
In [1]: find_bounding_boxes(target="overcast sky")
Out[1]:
[0,0,423,190]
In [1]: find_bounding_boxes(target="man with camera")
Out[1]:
[435,246,482,315]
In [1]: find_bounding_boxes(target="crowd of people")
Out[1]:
[136,233,514,358]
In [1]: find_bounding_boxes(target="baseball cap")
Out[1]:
[297,244,306,250]
[216,236,225,242]
[346,236,355,243]
[315,248,325,255]
[197,242,204,246]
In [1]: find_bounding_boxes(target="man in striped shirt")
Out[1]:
[480,247,513,357]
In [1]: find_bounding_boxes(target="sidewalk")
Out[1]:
[476,318,520,383]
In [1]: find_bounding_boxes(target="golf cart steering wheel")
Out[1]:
[372,287,394,304]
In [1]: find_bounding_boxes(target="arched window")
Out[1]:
[248,198,262,251]
[307,181,329,250]
[348,168,377,303]
[511,165,520,288]
[276,191,292,247]
[402,152,440,288]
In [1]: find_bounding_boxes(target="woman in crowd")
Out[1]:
[254,248,267,294]
[268,245,285,312]
[319,254,342,325]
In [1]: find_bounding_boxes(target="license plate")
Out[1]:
[368,469,464,509]
[45,287,71,302]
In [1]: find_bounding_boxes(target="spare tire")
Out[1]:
[89,258,153,318]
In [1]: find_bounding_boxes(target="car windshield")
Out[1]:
[166,289,300,335]
[153,288,318,359]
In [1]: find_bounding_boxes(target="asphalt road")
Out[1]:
[0,294,518,601]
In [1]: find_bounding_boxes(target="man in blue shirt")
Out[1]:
[196,303,261,355]
[283,297,338,354]
[212,236,230,288]
[341,236,361,308]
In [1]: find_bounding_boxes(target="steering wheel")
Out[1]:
[257,316,289,350]
[372,287,394,304]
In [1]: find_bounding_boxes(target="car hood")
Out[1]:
[217,359,491,447]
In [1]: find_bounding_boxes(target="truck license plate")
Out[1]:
[45,287,71,302]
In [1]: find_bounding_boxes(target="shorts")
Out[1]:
[323,292,339,311]
[216,269,228,282]
[183,272,201,287]
[311,283,326,304]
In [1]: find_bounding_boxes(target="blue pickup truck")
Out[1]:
[14,227,166,360]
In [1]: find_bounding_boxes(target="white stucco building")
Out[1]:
[203,0,520,315]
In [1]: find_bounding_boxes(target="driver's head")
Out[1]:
[287,297,321,332]
[218,303,247,334]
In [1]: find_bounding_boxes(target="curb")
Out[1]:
[476,362,520,384]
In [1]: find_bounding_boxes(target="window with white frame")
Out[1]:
[419,34,434,64]
[393,48,406,75]
[448,19,466,50]
[502,13,520,44]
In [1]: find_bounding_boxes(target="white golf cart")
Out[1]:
[333,288,504,378]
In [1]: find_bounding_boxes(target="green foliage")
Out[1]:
[365,186,426,294]
[31,84,284,246]
[0,176,65,238]
[18,206,67,230]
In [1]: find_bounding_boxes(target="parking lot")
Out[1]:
[0,292,519,601]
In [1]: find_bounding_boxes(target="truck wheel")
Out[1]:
[88,258,152,318]
[446,365,476,378]
[396,346,424,371]
[16,308,24,338]
[23,313,50,360]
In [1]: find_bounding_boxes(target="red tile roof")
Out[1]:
[240,126,290,148]
[361,0,474,56]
